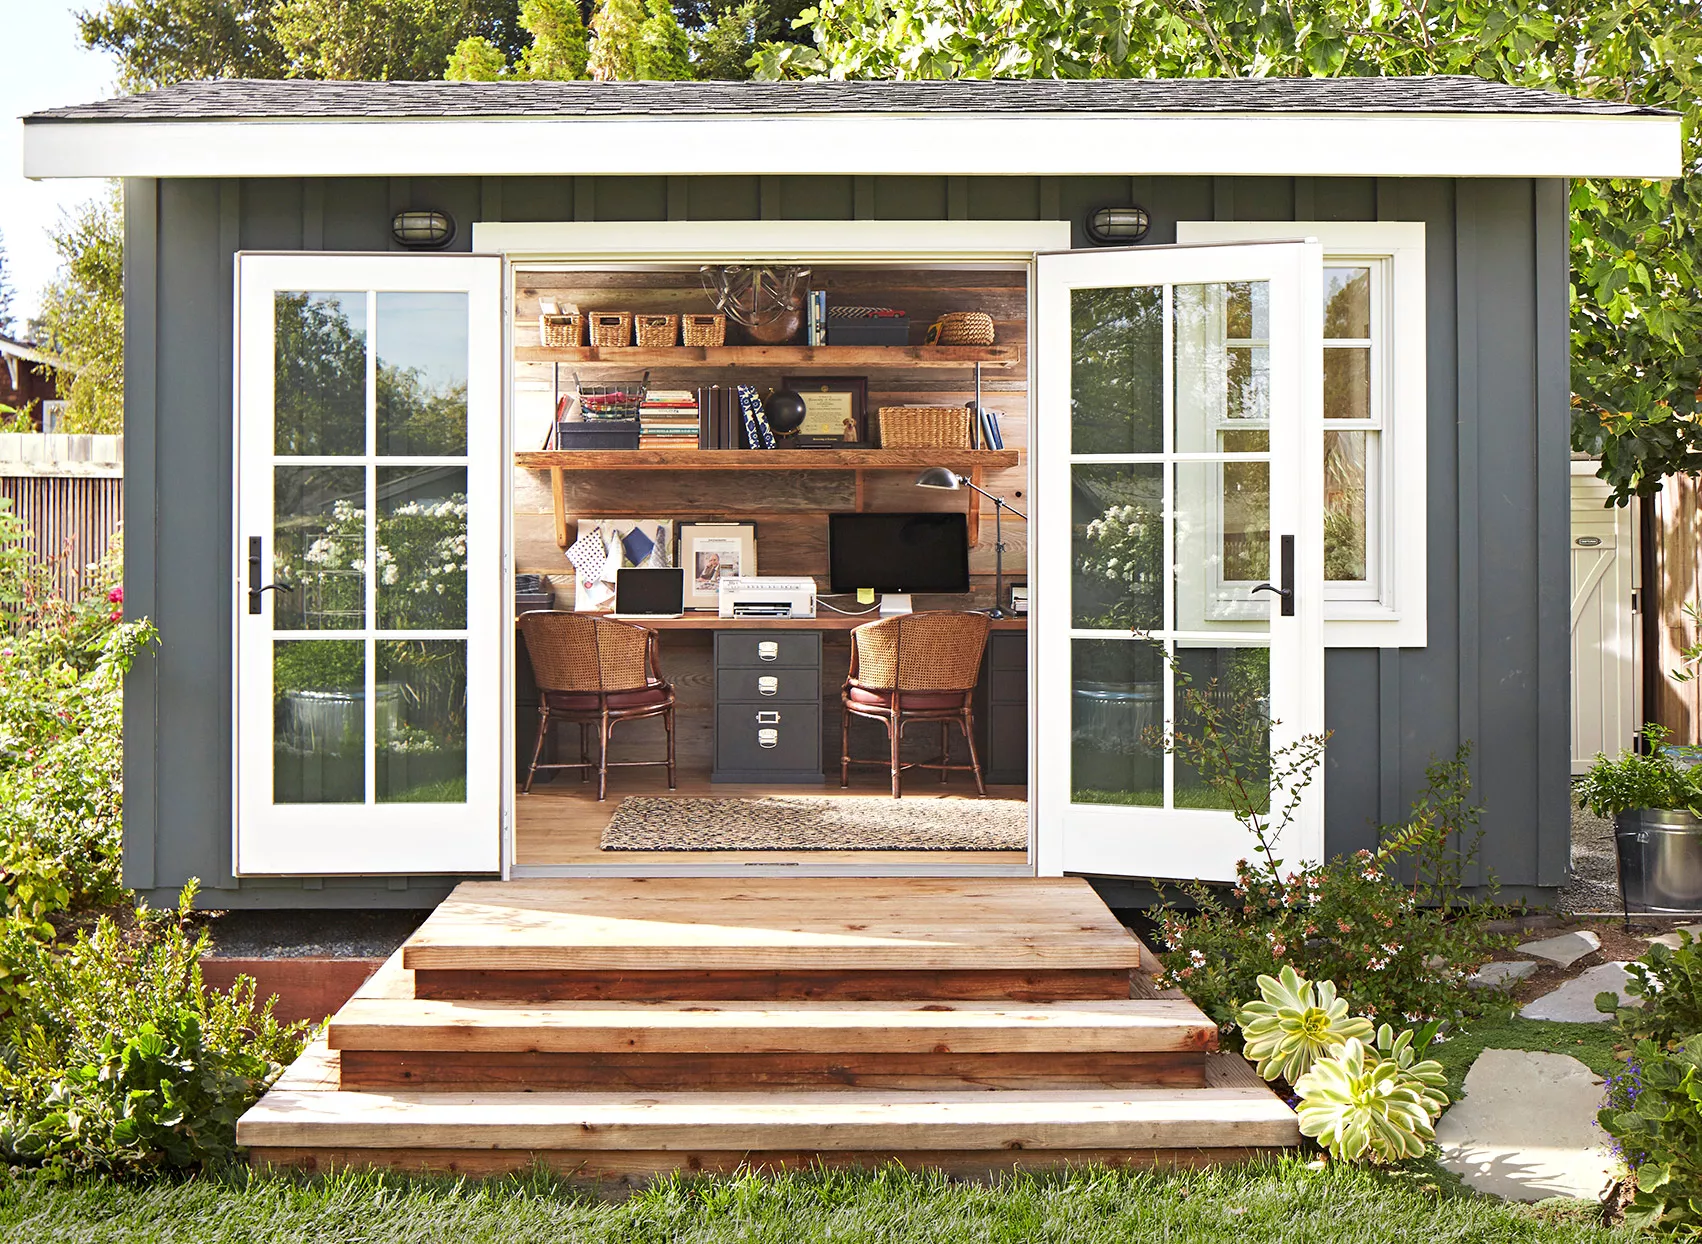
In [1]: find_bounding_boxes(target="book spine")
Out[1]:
[737,385,768,450]
[697,386,712,449]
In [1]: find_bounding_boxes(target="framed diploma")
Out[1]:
[784,375,868,447]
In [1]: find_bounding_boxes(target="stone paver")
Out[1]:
[1519,962,1634,1022]
[1468,960,1539,990]
[1516,930,1601,968]
[1434,1049,1617,1202]
[1650,923,1702,950]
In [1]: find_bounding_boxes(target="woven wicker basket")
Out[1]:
[927,311,996,347]
[681,313,727,347]
[878,405,972,449]
[538,312,582,349]
[586,311,633,348]
[634,313,679,348]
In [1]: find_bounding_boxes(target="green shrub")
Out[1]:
[1156,746,1511,1037]
[0,883,310,1175]
[1574,724,1702,818]
[1599,931,1702,1051]
[1598,1035,1702,1236]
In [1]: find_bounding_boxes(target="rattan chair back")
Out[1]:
[849,611,991,692]
[519,612,653,693]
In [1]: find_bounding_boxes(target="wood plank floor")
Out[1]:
[514,768,1029,869]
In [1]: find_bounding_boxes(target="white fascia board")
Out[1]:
[23,111,1682,181]
[473,219,1070,261]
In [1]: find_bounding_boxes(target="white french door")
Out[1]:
[235,254,504,875]
[1034,242,1325,882]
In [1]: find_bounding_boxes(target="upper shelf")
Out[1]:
[512,344,1022,370]
[515,448,1019,472]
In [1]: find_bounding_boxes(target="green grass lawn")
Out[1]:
[0,1159,1636,1244]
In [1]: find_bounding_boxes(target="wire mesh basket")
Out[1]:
[573,370,650,420]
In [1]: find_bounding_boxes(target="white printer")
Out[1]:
[717,576,818,619]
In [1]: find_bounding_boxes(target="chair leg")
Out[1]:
[578,721,589,783]
[889,715,902,799]
[961,710,986,796]
[939,721,950,784]
[664,706,677,790]
[597,709,612,801]
[840,705,851,789]
[523,706,550,795]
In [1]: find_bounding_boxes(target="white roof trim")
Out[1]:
[23,111,1681,180]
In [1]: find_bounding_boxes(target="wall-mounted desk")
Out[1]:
[597,613,1028,632]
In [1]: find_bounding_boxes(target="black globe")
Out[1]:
[764,389,808,435]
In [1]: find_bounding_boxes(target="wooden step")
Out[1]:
[328,997,1218,1091]
[240,1049,1300,1178]
[403,878,1142,1002]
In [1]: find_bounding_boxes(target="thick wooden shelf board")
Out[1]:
[515,344,1021,369]
[515,448,1017,471]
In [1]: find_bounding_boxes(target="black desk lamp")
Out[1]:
[915,467,1028,619]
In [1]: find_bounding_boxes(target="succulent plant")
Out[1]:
[1369,1022,1450,1120]
[1237,965,1375,1083]
[1293,1037,1438,1164]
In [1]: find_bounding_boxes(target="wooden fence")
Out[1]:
[0,433,124,602]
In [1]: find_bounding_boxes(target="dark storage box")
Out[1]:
[515,574,555,614]
[556,418,640,450]
[828,318,909,346]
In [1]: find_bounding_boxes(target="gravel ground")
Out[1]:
[1558,805,1619,915]
[199,908,427,959]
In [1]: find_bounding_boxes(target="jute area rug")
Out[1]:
[599,795,1028,852]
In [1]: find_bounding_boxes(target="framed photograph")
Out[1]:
[783,375,868,447]
[676,521,758,610]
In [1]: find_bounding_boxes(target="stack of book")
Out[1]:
[638,389,701,450]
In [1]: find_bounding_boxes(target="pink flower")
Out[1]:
[107,586,124,604]
[109,610,123,621]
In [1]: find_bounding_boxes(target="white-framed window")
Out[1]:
[1177,221,1426,647]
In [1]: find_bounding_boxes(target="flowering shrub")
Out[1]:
[277,492,469,630]
[1598,1035,1702,1236]
[1075,501,1162,629]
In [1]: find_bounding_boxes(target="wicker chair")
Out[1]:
[518,612,676,801]
[841,610,991,798]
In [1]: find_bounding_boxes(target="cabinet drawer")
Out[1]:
[988,668,1027,704]
[716,631,821,669]
[990,632,1027,671]
[715,703,822,774]
[718,666,819,704]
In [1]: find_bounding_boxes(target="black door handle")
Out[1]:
[247,535,296,614]
[1250,534,1295,617]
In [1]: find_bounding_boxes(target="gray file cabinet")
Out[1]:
[974,630,1029,786]
[713,631,823,783]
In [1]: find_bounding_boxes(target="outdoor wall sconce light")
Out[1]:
[391,210,456,249]
[1085,205,1151,246]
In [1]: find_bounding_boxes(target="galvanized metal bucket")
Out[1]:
[1615,808,1702,913]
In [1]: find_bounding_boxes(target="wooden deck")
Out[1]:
[240,878,1299,1181]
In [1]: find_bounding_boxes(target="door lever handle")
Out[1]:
[247,535,296,614]
[1250,534,1296,617]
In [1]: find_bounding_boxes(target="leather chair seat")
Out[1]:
[846,685,966,711]
[544,685,670,712]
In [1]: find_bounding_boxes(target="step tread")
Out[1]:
[328,997,1216,1054]
[238,1082,1299,1151]
[402,878,1142,973]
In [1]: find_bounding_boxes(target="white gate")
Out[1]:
[1570,461,1639,772]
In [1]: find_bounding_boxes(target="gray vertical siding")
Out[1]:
[124,172,1571,908]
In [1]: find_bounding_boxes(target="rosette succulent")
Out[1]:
[1293,1037,1438,1164]
[1369,1022,1450,1120]
[1237,965,1374,1083]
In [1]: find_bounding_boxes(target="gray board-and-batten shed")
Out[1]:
[22,77,1681,910]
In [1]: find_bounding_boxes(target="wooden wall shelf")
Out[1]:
[514,344,1022,370]
[515,449,1020,549]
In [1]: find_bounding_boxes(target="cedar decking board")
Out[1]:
[237,878,1299,1177]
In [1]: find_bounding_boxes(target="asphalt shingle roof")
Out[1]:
[28,76,1665,123]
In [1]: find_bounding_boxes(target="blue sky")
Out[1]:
[2,1,118,328]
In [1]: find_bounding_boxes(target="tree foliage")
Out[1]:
[76,0,287,90]
[757,0,1702,505]
[33,191,124,436]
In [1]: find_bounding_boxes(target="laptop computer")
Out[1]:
[610,567,685,619]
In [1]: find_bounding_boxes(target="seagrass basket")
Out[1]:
[634,313,679,348]
[682,313,727,347]
[586,311,633,348]
[538,311,582,349]
[926,311,996,346]
[878,405,973,448]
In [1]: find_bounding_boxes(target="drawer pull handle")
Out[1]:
[758,728,779,748]
[757,676,779,696]
[755,711,781,724]
[757,641,779,662]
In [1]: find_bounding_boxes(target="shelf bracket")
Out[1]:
[967,467,984,547]
[854,469,867,512]
[550,466,569,549]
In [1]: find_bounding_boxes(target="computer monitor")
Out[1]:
[828,512,971,596]
[612,567,685,617]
